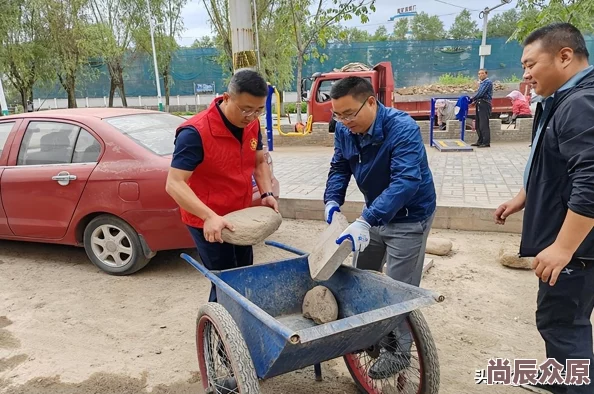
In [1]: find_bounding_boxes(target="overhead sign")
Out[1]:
[397,5,416,14]
[388,5,417,20]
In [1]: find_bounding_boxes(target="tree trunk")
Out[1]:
[296,55,304,123]
[164,68,170,112]
[119,80,128,107]
[19,90,27,112]
[108,79,117,107]
[66,73,77,108]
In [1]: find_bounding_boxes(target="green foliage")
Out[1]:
[410,12,446,40]
[503,74,523,83]
[511,0,594,43]
[284,102,308,113]
[438,73,474,85]
[448,9,479,40]
[392,18,408,40]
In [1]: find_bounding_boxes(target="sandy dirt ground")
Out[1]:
[0,219,551,394]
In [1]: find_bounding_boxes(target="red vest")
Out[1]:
[176,97,259,228]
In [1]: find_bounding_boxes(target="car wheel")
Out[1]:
[83,215,150,275]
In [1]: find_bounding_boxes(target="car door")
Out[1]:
[1,120,102,239]
[0,120,20,236]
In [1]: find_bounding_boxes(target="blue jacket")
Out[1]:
[324,103,437,226]
[455,96,470,121]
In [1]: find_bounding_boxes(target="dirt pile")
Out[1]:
[395,81,507,96]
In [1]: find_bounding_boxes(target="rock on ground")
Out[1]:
[426,237,453,256]
[302,286,339,325]
[221,206,282,245]
[499,248,533,270]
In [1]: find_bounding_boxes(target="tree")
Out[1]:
[372,25,389,41]
[88,0,144,107]
[43,0,101,108]
[191,35,215,48]
[0,0,51,110]
[392,18,408,40]
[410,12,446,41]
[287,0,376,122]
[512,0,594,42]
[134,0,188,111]
[448,9,480,39]
[487,9,520,38]
[331,26,372,43]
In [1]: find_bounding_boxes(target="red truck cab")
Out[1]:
[302,62,394,124]
[302,62,532,123]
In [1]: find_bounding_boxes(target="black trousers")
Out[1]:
[535,258,594,393]
[475,100,492,145]
[187,226,253,302]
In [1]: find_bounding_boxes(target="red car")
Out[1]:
[0,108,280,274]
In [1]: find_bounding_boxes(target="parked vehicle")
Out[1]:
[302,61,532,123]
[0,108,280,275]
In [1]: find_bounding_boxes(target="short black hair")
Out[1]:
[330,76,375,102]
[524,22,589,60]
[228,69,268,97]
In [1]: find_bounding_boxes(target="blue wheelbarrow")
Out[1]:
[181,241,445,394]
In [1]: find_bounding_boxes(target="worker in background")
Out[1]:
[505,90,533,125]
[494,23,594,394]
[324,76,436,380]
[165,69,278,302]
[469,68,493,147]
[435,99,456,130]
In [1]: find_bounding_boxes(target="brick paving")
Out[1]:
[271,142,530,208]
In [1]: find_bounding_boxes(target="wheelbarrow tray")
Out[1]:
[182,241,443,380]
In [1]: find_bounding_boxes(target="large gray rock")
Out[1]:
[499,248,533,270]
[221,206,282,245]
[426,237,453,256]
[302,286,339,325]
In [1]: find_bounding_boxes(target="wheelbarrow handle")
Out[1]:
[264,241,308,256]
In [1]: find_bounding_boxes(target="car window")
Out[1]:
[316,80,337,103]
[17,122,79,166]
[104,112,185,156]
[0,122,15,157]
[72,129,101,163]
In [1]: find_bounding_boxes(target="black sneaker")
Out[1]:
[471,143,480,146]
[368,349,411,379]
[519,383,566,394]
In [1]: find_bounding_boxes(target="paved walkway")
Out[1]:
[271,142,530,208]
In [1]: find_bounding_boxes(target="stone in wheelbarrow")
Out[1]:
[220,206,282,246]
[308,212,352,281]
[302,285,339,324]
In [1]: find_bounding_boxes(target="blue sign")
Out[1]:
[195,83,214,94]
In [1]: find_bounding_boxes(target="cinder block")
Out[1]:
[308,212,352,281]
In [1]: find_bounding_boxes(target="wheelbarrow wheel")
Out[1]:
[196,302,260,394]
[343,309,439,394]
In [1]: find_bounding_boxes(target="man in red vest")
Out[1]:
[166,69,278,301]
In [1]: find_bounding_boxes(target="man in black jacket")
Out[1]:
[494,23,594,394]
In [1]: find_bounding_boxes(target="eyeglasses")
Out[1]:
[230,100,264,118]
[332,97,372,122]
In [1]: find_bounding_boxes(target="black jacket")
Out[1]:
[520,68,594,258]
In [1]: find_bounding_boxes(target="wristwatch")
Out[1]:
[261,192,274,199]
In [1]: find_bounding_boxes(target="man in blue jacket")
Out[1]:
[494,23,594,394]
[324,76,436,379]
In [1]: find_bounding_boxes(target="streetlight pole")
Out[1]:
[146,0,164,111]
[479,0,512,69]
[0,76,9,116]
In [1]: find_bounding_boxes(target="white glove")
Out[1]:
[336,218,371,252]
[324,201,340,224]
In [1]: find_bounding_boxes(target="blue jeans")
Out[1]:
[187,226,253,302]
[353,212,435,353]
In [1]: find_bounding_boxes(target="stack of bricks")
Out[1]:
[273,124,335,147]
